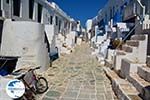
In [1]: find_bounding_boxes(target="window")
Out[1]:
[64,22,67,28]
[50,16,53,24]
[29,0,34,19]
[0,0,1,10]
[0,20,4,46]
[55,16,58,26]
[58,20,61,32]
[6,0,9,4]
[37,3,42,23]
[13,0,21,16]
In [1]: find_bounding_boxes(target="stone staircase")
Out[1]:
[104,34,150,100]
[91,35,110,65]
[111,34,148,72]
[127,68,150,100]
[96,39,110,65]
[56,33,75,55]
[138,66,150,83]
[104,67,142,100]
[104,65,150,100]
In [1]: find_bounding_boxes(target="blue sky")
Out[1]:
[48,0,108,27]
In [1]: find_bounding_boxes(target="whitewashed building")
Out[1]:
[0,0,80,73]
[90,0,150,99]
[90,0,150,60]
[86,19,92,41]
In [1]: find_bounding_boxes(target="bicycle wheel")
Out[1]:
[35,77,48,94]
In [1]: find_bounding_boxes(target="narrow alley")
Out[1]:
[41,42,116,100]
[0,0,150,100]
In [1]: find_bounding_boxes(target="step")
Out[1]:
[104,67,142,100]
[120,59,142,78]
[131,35,146,41]
[128,74,150,100]
[122,45,133,53]
[105,59,113,68]
[138,66,150,83]
[113,51,127,71]
[116,50,126,55]
[126,40,139,47]
[146,56,150,67]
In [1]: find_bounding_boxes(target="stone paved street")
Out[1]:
[40,42,117,100]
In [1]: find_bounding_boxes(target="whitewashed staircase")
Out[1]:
[104,34,150,100]
[127,65,150,100]
[112,34,148,72]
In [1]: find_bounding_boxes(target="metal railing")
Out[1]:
[116,0,145,46]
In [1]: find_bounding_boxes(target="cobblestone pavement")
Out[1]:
[40,42,117,100]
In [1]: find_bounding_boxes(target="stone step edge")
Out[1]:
[126,40,139,47]
[127,73,150,100]
[105,59,113,68]
[131,35,146,41]
[116,50,126,55]
[146,56,150,67]
[138,66,150,83]
[103,67,142,100]
[122,45,133,53]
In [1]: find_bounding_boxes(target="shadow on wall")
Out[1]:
[49,47,59,67]
[0,20,4,47]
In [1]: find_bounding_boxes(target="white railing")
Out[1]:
[142,15,150,30]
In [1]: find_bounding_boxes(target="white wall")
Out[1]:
[0,19,49,71]
[86,19,92,32]
[66,31,76,48]
[45,24,58,56]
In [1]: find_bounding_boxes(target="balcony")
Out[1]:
[123,0,145,22]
